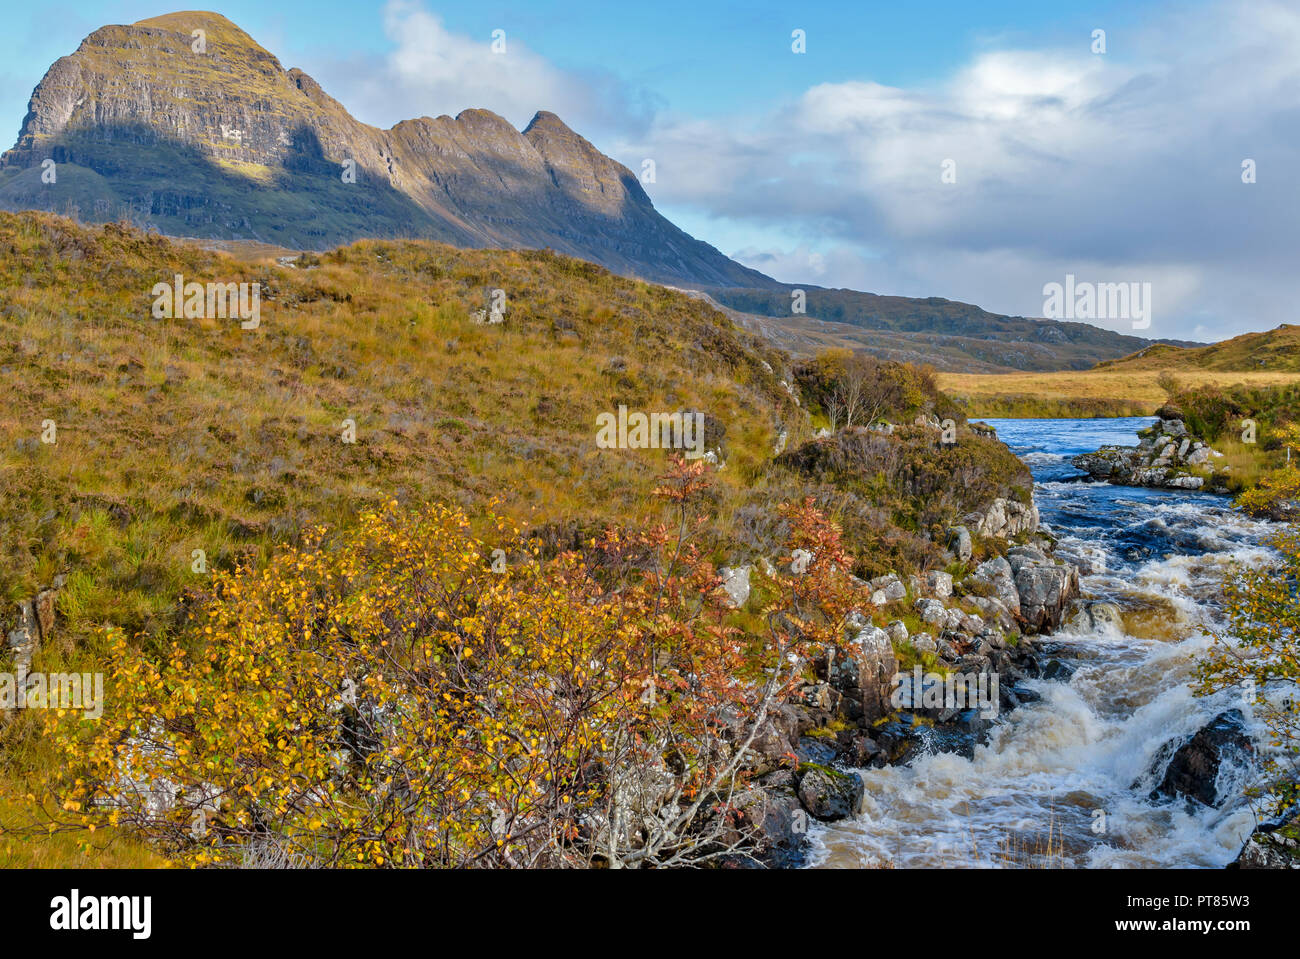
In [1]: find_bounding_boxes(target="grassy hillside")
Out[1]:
[0,213,1035,864]
[1094,324,1300,373]
[0,213,801,641]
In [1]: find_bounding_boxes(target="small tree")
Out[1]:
[1275,422,1300,466]
[1197,527,1300,824]
[806,349,889,431]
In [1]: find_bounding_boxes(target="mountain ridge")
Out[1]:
[704,285,1203,372]
[0,10,776,288]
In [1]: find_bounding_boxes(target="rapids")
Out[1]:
[810,417,1279,868]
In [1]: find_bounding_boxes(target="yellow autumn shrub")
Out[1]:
[33,460,861,867]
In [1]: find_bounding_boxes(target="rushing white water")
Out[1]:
[810,417,1279,869]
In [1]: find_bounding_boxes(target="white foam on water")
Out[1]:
[1021,452,1068,465]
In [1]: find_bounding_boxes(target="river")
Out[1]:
[809,416,1278,868]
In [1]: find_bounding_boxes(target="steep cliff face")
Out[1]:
[0,11,777,288]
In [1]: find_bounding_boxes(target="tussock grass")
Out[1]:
[1212,436,1265,491]
[0,793,170,867]
[0,212,796,646]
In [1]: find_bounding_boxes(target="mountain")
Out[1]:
[1094,324,1300,373]
[0,11,774,289]
[0,9,1194,372]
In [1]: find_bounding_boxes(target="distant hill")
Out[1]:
[704,286,1202,373]
[938,324,1300,418]
[1095,324,1300,373]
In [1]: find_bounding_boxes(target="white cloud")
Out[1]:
[314,0,647,138]
[615,0,1300,340]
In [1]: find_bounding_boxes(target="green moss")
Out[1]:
[803,719,853,740]
[797,761,851,779]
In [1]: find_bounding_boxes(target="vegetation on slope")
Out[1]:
[1198,527,1300,846]
[1152,377,1300,506]
[940,367,1300,419]
[1096,324,1300,373]
[0,212,1030,865]
[31,481,864,867]
[0,212,792,639]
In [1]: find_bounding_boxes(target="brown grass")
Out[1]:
[940,369,1300,418]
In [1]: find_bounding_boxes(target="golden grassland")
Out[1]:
[0,211,812,862]
[1093,324,1300,373]
[940,368,1300,418]
[0,212,802,640]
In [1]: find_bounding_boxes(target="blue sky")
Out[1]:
[8,1,1150,120]
[4,1,1297,340]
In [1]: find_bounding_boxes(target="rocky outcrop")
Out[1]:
[963,546,1078,635]
[968,556,1020,610]
[794,765,865,821]
[731,528,1084,863]
[731,775,809,867]
[965,497,1039,540]
[1230,809,1300,869]
[867,573,907,606]
[914,597,984,636]
[909,570,952,599]
[831,615,898,723]
[2,576,65,671]
[1072,418,1229,491]
[1007,546,1081,633]
[947,525,973,562]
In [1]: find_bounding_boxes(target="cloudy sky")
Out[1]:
[5,0,1297,341]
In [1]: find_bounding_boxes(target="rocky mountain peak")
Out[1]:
[136,10,268,42]
[522,110,576,137]
[0,10,777,289]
